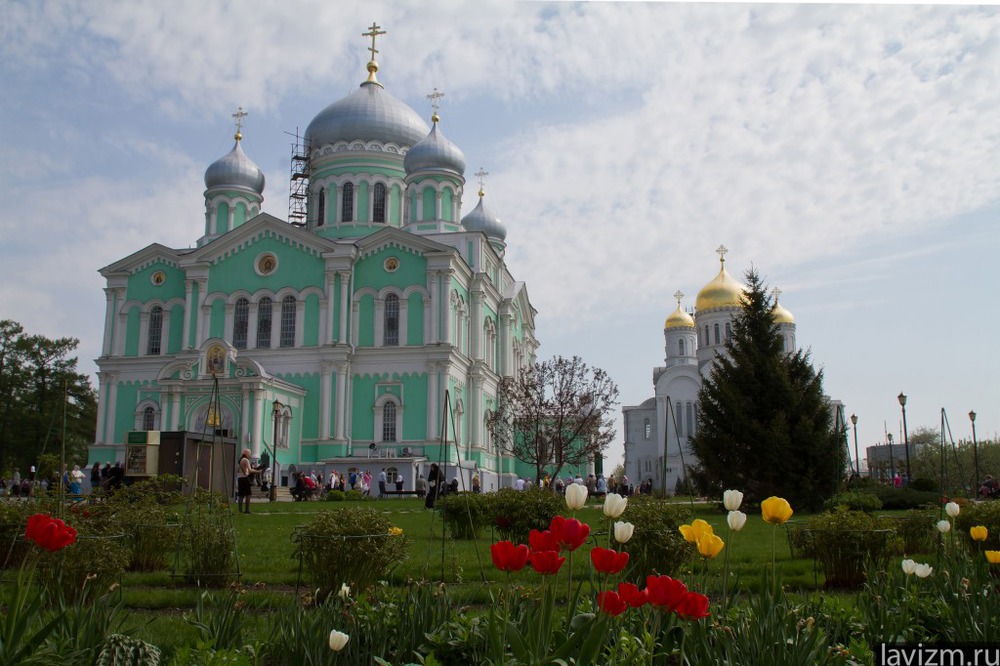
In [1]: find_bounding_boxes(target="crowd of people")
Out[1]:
[0,461,126,498]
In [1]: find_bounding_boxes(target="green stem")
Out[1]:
[722,527,732,611]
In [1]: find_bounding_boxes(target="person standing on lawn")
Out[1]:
[378,468,387,498]
[425,464,441,509]
[237,449,253,514]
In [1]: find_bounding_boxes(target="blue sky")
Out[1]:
[2,1,998,469]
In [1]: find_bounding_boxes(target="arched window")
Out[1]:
[147,306,163,355]
[317,188,326,227]
[703,325,709,346]
[142,406,156,431]
[341,182,354,222]
[713,323,720,345]
[257,297,272,348]
[686,402,695,438]
[725,322,732,341]
[675,401,684,438]
[644,418,651,439]
[373,183,387,223]
[678,338,685,356]
[384,293,399,346]
[382,401,397,442]
[233,298,249,349]
[280,295,296,347]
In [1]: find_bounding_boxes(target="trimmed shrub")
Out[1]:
[325,489,345,501]
[294,507,408,597]
[824,491,883,513]
[868,486,939,510]
[909,477,938,492]
[179,491,236,587]
[439,492,491,540]
[488,488,564,544]
[955,500,1000,552]
[804,507,895,589]
[618,496,693,580]
[880,509,936,555]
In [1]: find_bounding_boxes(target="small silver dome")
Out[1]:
[461,195,506,241]
[306,81,429,150]
[404,121,466,176]
[204,139,265,195]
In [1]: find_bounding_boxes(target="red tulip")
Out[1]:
[597,590,628,616]
[25,513,77,552]
[529,549,566,575]
[491,540,529,572]
[550,515,590,552]
[675,591,711,620]
[617,582,648,608]
[590,547,630,575]
[529,528,559,553]
[644,574,688,612]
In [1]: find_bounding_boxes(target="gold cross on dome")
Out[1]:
[716,244,729,265]
[475,167,489,196]
[232,106,248,139]
[773,287,782,302]
[673,290,685,307]
[363,22,386,62]
[427,88,445,120]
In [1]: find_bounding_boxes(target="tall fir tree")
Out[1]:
[689,270,844,511]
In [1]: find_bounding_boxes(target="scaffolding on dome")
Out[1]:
[287,128,308,227]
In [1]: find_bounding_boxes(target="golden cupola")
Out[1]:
[664,290,695,329]
[695,245,745,312]
[772,288,795,324]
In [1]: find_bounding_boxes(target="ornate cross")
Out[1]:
[475,167,490,195]
[362,22,386,61]
[673,290,685,307]
[773,287,782,302]
[232,106,248,138]
[716,244,729,265]
[427,88,445,119]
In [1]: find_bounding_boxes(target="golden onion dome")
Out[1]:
[664,305,695,329]
[772,290,795,325]
[695,249,745,312]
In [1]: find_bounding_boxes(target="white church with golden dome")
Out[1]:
[622,246,797,493]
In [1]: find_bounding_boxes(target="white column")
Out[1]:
[105,376,119,444]
[195,280,208,347]
[252,391,264,457]
[338,271,350,343]
[442,291,452,345]
[374,298,384,347]
[325,272,336,344]
[171,391,182,430]
[435,190,443,220]
[469,374,479,448]
[95,373,108,444]
[351,302,360,345]
[427,363,438,440]
[500,313,512,376]
[102,290,115,356]
[471,293,482,360]
[138,311,150,355]
[335,363,348,440]
[428,272,440,343]
[248,302,259,348]
[228,206,236,231]
[422,296,431,345]
[182,280,194,349]
[241,389,251,448]
[270,301,281,348]
[399,299,409,346]
[223,302,235,343]
[295,300,305,347]
[320,362,332,439]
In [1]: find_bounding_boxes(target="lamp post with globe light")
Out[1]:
[270,400,282,502]
[970,410,979,496]
[850,414,860,478]
[898,393,911,484]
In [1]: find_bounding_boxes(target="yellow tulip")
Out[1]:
[986,551,1000,565]
[388,527,403,536]
[697,533,725,559]
[679,518,714,544]
[970,525,988,542]
[761,496,793,525]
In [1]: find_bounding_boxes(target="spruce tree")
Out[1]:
[690,269,844,511]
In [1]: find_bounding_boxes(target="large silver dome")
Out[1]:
[204,139,265,195]
[306,81,429,150]
[461,195,506,241]
[404,121,466,176]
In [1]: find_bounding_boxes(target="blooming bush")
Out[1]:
[617,496,692,580]
[803,507,896,589]
[488,488,564,544]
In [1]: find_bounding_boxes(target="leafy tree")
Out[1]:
[486,355,619,486]
[0,319,96,474]
[689,270,844,511]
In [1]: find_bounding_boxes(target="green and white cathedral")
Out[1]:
[88,41,559,492]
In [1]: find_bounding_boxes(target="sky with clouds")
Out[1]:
[2,1,998,470]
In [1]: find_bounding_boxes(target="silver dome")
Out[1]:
[204,139,265,195]
[404,121,466,176]
[461,196,506,241]
[306,81,429,150]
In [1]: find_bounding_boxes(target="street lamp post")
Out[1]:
[898,393,911,484]
[970,410,979,496]
[850,414,860,477]
[887,432,895,484]
[270,400,282,502]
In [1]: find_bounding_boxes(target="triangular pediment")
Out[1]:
[99,243,187,277]
[183,213,341,266]
[354,226,456,261]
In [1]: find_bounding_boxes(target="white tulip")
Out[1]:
[565,483,588,511]
[727,510,747,532]
[603,493,628,519]
[937,520,951,534]
[614,521,635,544]
[338,583,350,600]
[329,629,350,652]
[945,502,960,518]
[901,558,917,576]
[914,563,933,579]
[723,489,744,512]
